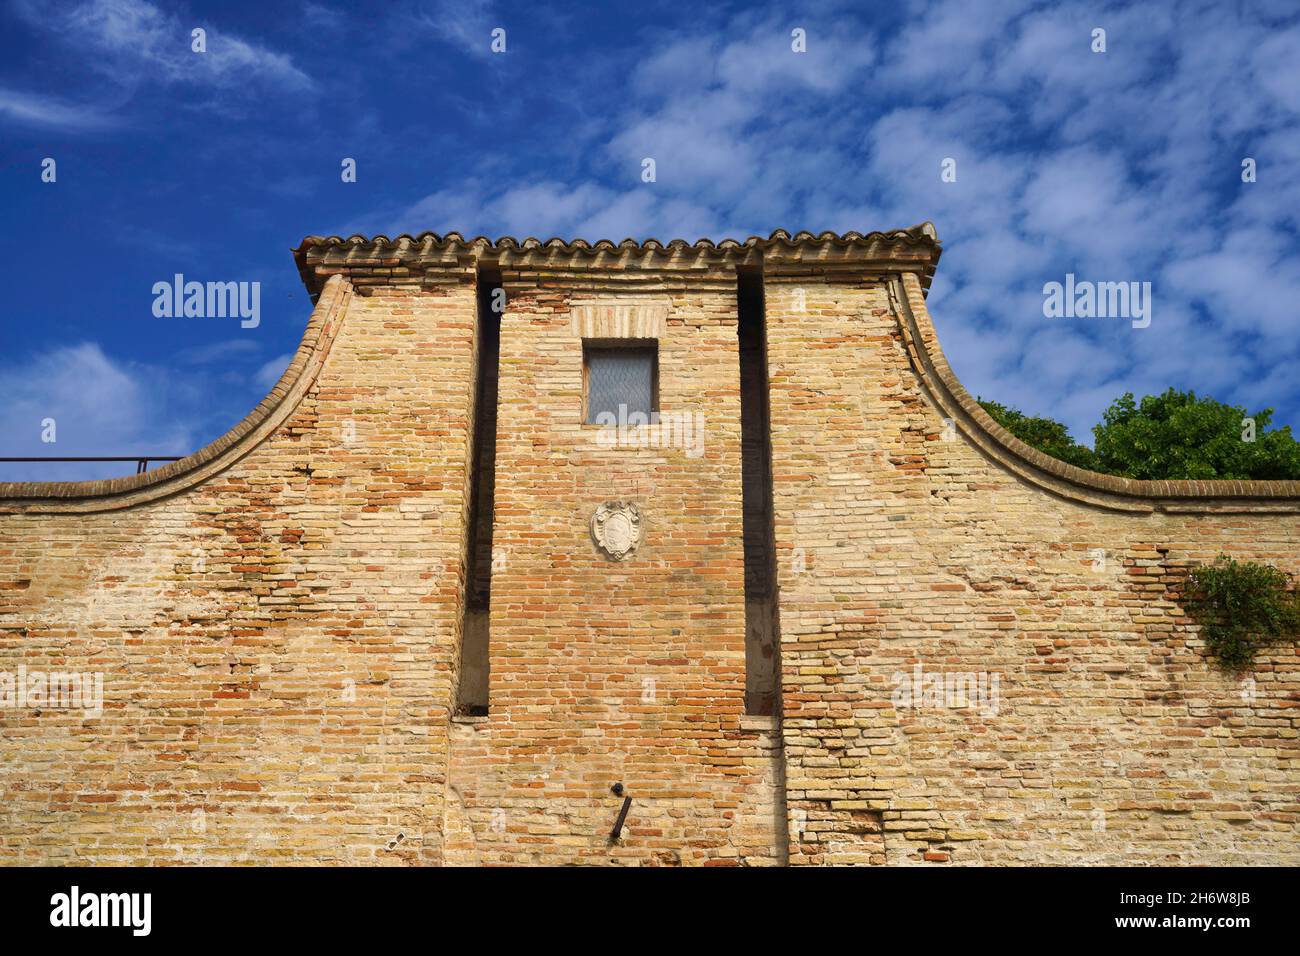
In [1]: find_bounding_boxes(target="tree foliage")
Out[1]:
[977,389,1300,481]
[977,399,1099,471]
[1091,388,1300,480]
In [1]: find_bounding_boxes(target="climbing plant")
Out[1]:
[1182,556,1300,671]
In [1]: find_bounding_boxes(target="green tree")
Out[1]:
[1091,388,1300,480]
[977,398,1100,471]
[977,389,1300,481]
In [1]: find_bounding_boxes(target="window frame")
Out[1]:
[581,338,660,426]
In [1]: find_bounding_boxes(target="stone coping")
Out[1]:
[0,276,350,514]
[892,272,1300,513]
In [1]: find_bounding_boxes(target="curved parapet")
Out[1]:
[891,271,1300,514]
[7,226,1297,516]
[0,275,351,515]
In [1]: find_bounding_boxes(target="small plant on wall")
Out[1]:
[1183,556,1300,671]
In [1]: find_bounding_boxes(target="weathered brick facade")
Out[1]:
[2,227,1297,865]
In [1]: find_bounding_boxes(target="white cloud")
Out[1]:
[1253,28,1300,115]
[0,87,121,131]
[413,0,498,59]
[392,13,882,239]
[254,353,295,391]
[12,0,313,99]
[0,340,295,483]
[0,343,196,481]
[176,339,262,366]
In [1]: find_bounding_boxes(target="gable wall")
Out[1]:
[1,253,1296,865]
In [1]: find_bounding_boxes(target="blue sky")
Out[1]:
[1,0,1298,481]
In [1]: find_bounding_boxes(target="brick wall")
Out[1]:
[0,275,480,864]
[1,231,1295,865]
[767,271,1300,865]
[444,262,783,865]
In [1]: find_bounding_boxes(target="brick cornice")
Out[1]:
[0,275,351,515]
[891,272,1300,513]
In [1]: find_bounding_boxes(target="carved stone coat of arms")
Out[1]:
[590,501,642,560]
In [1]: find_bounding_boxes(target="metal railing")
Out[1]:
[0,456,184,475]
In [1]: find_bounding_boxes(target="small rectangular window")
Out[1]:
[583,341,658,424]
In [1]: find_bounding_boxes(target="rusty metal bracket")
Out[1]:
[609,796,632,841]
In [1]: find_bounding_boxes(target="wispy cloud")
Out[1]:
[412,0,499,59]
[175,338,262,366]
[253,352,294,390]
[0,87,121,131]
[11,0,313,104]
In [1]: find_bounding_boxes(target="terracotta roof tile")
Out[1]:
[292,223,942,259]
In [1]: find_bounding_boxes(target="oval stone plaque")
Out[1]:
[591,501,642,561]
